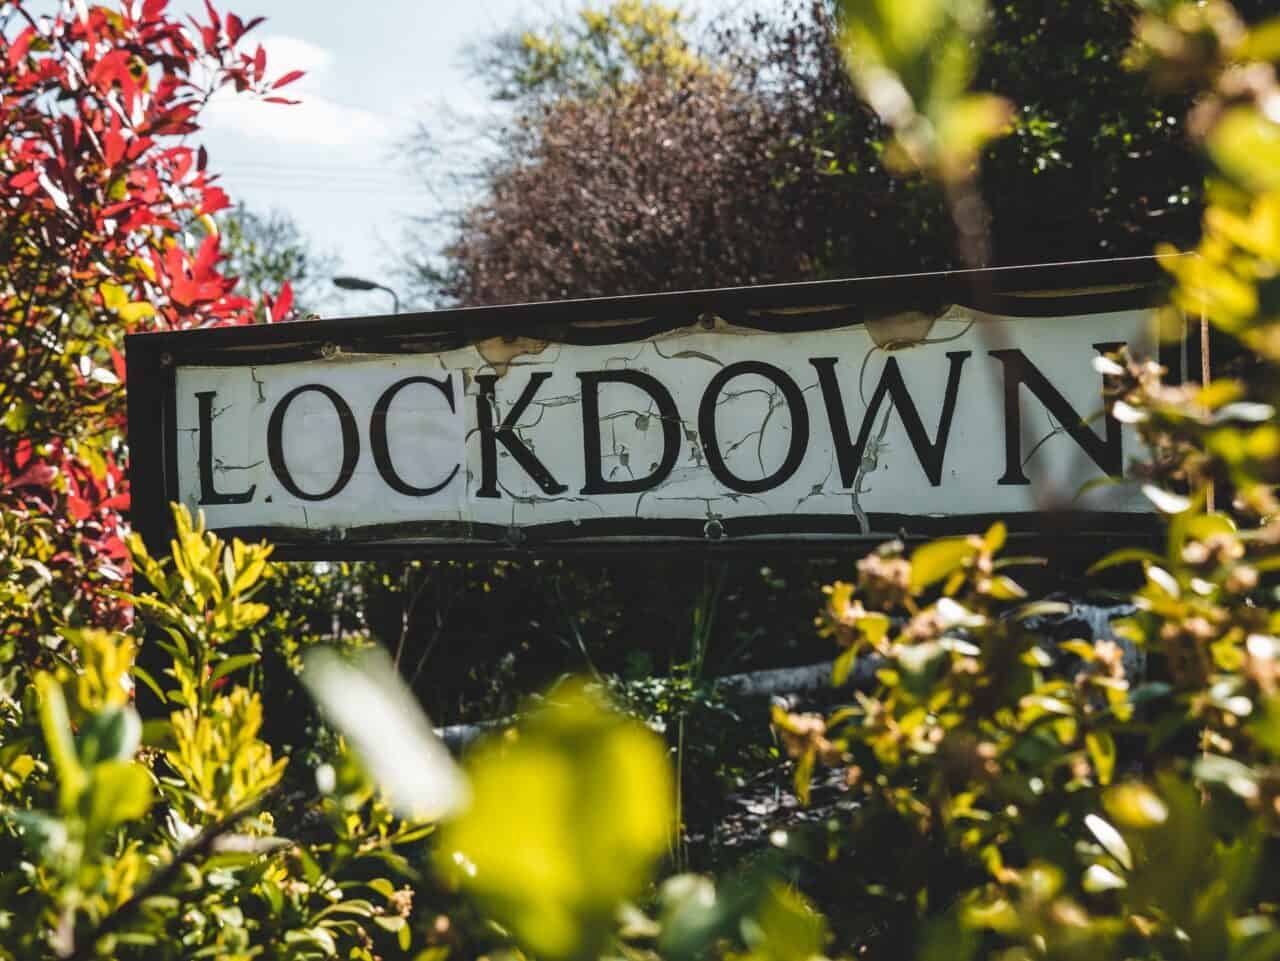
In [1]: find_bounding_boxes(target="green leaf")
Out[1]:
[35,674,86,811]
[4,809,69,858]
[83,760,154,839]
[856,611,891,647]
[1086,730,1116,786]
[438,682,673,961]
[1193,754,1260,802]
[76,705,142,766]
[1241,16,1280,61]
[1012,600,1072,622]
[658,874,760,961]
[1141,484,1191,514]
[897,640,947,695]
[987,575,1026,600]
[1209,107,1280,192]
[909,536,977,592]
[132,665,166,705]
[832,647,858,687]
[1087,548,1163,575]
[1103,783,1168,830]
[982,520,1006,554]
[1082,864,1126,893]
[751,882,827,961]
[210,653,261,682]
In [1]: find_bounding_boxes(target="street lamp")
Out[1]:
[333,275,401,315]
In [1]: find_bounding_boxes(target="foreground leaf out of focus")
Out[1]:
[440,683,674,961]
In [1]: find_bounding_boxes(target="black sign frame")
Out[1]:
[126,256,1186,560]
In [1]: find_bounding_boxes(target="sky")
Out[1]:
[171,0,747,317]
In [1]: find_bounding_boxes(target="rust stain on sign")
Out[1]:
[473,336,550,378]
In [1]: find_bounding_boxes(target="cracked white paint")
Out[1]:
[173,306,1154,540]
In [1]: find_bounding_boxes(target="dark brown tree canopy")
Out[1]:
[443,71,844,305]
[419,0,1265,308]
[427,4,956,307]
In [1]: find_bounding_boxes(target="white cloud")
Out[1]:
[258,34,333,75]
[203,34,390,148]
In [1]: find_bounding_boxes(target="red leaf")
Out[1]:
[7,26,34,68]
[226,12,244,43]
[193,233,220,278]
[271,69,305,89]
[270,280,293,322]
[101,492,131,511]
[104,129,126,167]
[200,185,230,214]
[110,347,128,384]
[9,169,38,189]
[253,44,266,82]
[67,495,92,521]
[143,0,168,19]
[263,97,301,105]
[203,0,221,30]
[5,462,57,491]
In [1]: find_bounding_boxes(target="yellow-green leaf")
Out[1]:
[1086,730,1116,786]
[83,760,153,840]
[35,674,86,811]
[909,536,977,592]
[438,682,673,961]
[118,301,157,323]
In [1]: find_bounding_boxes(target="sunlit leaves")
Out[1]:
[1209,108,1280,194]
[439,683,673,961]
[835,0,1010,178]
[1086,730,1117,786]
[909,536,977,592]
[123,505,274,709]
[35,673,87,812]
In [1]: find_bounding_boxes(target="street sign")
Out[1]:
[126,258,1182,558]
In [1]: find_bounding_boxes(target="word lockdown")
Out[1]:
[166,305,1153,550]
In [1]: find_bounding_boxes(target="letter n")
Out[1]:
[990,342,1124,485]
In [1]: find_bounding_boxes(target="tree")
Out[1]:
[410,0,1273,309]
[467,0,701,105]
[0,0,305,640]
[220,206,337,322]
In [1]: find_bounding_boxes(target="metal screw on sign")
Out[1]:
[320,342,339,360]
[703,518,724,541]
[159,352,173,367]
